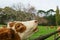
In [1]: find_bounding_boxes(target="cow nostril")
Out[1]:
[35,20,38,23]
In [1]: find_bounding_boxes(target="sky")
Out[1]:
[0,0,60,11]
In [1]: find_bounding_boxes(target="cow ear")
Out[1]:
[15,23,26,33]
[9,22,15,27]
[19,26,26,33]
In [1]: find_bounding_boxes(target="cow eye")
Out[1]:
[17,25,20,27]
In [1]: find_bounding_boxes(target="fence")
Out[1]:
[34,30,60,40]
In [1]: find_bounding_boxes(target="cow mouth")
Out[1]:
[33,27,38,32]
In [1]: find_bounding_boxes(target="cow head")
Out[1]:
[7,20,38,40]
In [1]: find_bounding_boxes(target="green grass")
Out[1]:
[28,26,57,40]
[0,25,3,27]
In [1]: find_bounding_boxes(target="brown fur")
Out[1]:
[9,22,15,27]
[0,28,21,40]
[57,27,60,36]
[50,26,54,29]
[15,23,26,33]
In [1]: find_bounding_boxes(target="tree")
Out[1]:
[27,6,36,20]
[54,6,60,40]
[12,3,37,21]
[3,7,16,20]
[0,7,17,24]
[37,10,46,17]
[0,8,2,12]
[55,6,59,26]
[46,14,56,26]
[46,9,55,16]
[45,9,55,26]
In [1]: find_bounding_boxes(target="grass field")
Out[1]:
[28,26,57,40]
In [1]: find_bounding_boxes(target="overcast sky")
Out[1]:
[0,0,60,11]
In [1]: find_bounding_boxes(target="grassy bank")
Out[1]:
[29,26,57,40]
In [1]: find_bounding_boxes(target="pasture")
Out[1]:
[28,26,57,40]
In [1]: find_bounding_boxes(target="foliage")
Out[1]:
[37,9,56,26]
[0,6,37,24]
[0,4,60,26]
[55,6,60,26]
[45,14,56,26]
